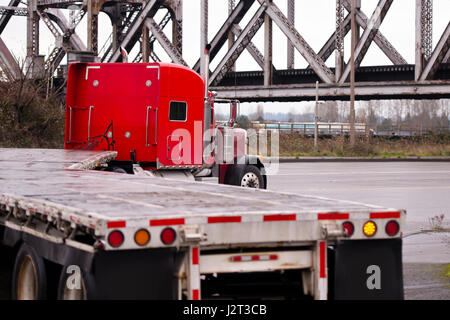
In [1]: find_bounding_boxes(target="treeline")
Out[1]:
[0,79,65,148]
[218,100,449,131]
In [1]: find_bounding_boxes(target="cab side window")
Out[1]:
[169,101,187,121]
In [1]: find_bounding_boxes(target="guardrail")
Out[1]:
[375,126,450,136]
[216,120,449,136]
[251,122,368,135]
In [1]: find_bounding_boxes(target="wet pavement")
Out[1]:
[268,161,450,300]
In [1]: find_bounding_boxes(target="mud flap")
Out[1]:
[333,239,404,300]
[91,248,178,299]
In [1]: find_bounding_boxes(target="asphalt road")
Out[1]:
[267,161,450,300]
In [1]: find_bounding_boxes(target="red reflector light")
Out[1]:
[231,254,278,262]
[160,227,176,245]
[385,220,400,236]
[263,214,296,222]
[107,221,126,229]
[318,213,349,220]
[108,230,124,247]
[150,218,185,226]
[208,216,241,224]
[342,221,354,237]
[370,211,401,219]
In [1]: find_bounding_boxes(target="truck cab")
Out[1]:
[64,62,266,188]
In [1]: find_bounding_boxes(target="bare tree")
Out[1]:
[256,104,264,122]
[356,107,366,123]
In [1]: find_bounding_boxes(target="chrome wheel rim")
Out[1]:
[241,172,260,188]
[62,276,87,300]
[16,255,38,300]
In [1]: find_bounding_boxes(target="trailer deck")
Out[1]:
[0,149,406,300]
[0,149,405,251]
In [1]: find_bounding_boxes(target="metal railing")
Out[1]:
[250,121,367,135]
[375,126,450,136]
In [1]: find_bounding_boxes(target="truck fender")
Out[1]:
[2,228,94,272]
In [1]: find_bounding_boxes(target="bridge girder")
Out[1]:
[0,0,448,101]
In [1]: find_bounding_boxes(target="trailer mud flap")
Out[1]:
[333,239,404,300]
[91,248,177,299]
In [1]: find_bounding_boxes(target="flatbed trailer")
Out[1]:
[0,149,405,300]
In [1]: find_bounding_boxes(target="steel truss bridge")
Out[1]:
[0,0,449,102]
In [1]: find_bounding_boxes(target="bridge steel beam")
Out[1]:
[264,0,272,86]
[0,0,22,34]
[209,2,266,86]
[200,0,208,79]
[0,0,447,101]
[231,24,265,70]
[286,0,294,69]
[419,21,450,81]
[193,0,255,73]
[27,0,39,60]
[109,0,160,63]
[259,0,335,84]
[145,17,187,66]
[212,81,450,102]
[444,48,450,64]
[46,8,86,51]
[0,35,21,80]
[335,0,345,80]
[339,0,394,84]
[342,0,407,66]
[416,0,434,80]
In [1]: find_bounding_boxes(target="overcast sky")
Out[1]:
[1,0,449,115]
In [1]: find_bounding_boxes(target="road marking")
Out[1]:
[296,185,450,192]
[404,283,449,290]
[274,170,450,176]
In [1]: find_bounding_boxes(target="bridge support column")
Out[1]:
[87,0,101,56]
[172,0,183,56]
[415,0,433,80]
[26,0,39,69]
[111,9,121,54]
[335,0,344,81]
[200,0,208,78]
[264,0,273,86]
[354,0,361,42]
[287,0,294,69]
[142,23,150,63]
[228,0,236,72]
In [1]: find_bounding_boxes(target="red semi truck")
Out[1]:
[64,62,267,188]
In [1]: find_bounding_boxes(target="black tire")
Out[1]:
[225,165,265,189]
[57,265,96,300]
[111,167,127,174]
[12,243,48,300]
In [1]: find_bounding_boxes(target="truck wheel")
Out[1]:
[240,165,264,189]
[12,243,47,300]
[111,167,127,174]
[57,265,95,300]
[226,165,265,189]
